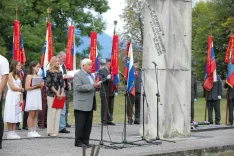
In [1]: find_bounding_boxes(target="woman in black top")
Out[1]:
[46,56,64,136]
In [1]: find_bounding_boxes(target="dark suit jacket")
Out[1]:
[191,75,197,101]
[99,67,114,97]
[224,83,234,100]
[205,75,222,100]
[135,69,141,93]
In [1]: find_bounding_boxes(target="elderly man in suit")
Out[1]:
[73,58,100,147]
[205,75,222,125]
[191,74,197,123]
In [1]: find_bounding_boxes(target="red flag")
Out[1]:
[13,20,20,61]
[111,34,119,91]
[90,32,97,73]
[124,42,130,81]
[65,25,75,70]
[204,36,217,91]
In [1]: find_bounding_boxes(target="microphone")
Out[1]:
[152,61,157,67]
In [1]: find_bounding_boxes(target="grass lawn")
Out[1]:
[1,95,229,125]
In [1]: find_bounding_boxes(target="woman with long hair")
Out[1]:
[46,56,65,136]
[25,61,43,137]
[4,60,24,139]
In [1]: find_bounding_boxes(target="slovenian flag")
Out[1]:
[124,42,131,81]
[95,45,100,82]
[127,42,135,96]
[65,25,76,70]
[225,35,234,87]
[12,20,26,65]
[204,36,217,91]
[41,22,54,78]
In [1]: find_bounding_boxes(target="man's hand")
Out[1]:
[107,74,111,79]
[114,92,118,96]
[93,83,101,88]
[218,95,221,99]
[194,99,197,102]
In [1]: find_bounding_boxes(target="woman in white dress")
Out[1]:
[4,60,24,139]
[25,61,43,137]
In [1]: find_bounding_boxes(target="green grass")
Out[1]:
[194,98,228,124]
[1,95,229,125]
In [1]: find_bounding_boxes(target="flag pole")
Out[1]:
[15,5,18,20]
[41,7,52,129]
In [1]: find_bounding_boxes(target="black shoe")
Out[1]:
[215,122,220,125]
[107,121,115,125]
[209,121,213,124]
[16,126,21,130]
[66,123,71,128]
[22,127,28,130]
[128,121,133,125]
[59,128,70,133]
[134,121,140,125]
[74,144,83,147]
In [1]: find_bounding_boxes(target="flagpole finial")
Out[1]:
[47,7,52,22]
[210,23,214,35]
[113,20,118,35]
[15,5,19,20]
[92,18,95,31]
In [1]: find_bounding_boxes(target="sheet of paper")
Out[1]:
[32,77,43,86]
[15,103,22,115]
[67,70,80,77]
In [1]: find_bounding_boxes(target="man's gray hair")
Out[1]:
[81,58,92,65]
[57,51,66,57]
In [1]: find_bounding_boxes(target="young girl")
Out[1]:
[4,60,24,139]
[25,61,43,137]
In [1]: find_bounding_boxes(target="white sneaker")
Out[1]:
[13,133,21,139]
[7,134,15,140]
[33,131,41,137]
[27,132,36,138]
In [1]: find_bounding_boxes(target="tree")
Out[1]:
[0,0,109,66]
[192,0,234,80]
[119,0,144,65]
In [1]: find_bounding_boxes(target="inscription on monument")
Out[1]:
[148,4,166,56]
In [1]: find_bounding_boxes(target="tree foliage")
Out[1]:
[0,0,109,66]
[192,0,234,80]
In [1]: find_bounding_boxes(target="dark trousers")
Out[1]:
[38,104,48,127]
[74,110,93,145]
[208,100,221,124]
[100,96,114,122]
[127,93,141,122]
[0,94,4,145]
[228,99,234,124]
[191,101,194,122]
[65,90,71,124]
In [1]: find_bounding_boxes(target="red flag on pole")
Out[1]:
[90,31,97,73]
[65,25,75,70]
[111,34,119,91]
[13,20,20,61]
[124,42,131,81]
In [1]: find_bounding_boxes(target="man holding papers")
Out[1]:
[73,58,100,147]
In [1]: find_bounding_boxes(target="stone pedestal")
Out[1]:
[141,0,192,138]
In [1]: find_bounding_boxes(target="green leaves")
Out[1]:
[0,0,109,66]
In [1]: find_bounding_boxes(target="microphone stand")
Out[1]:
[95,71,121,149]
[151,63,175,144]
[113,73,142,147]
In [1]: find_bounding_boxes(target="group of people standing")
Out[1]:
[191,73,234,126]
[0,53,142,149]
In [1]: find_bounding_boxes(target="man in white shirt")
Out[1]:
[0,54,9,149]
